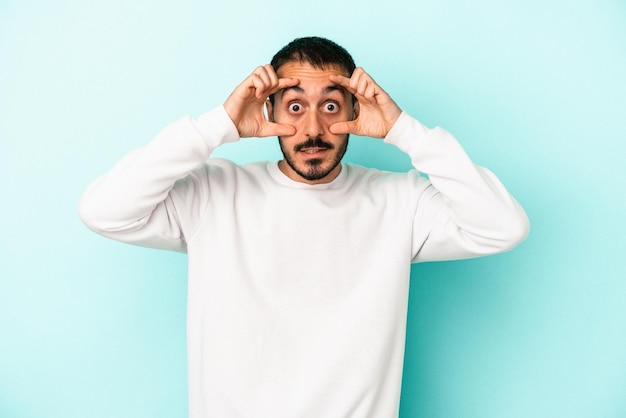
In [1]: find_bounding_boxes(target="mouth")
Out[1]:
[294,138,333,158]
[300,147,330,157]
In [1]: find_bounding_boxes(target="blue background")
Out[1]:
[1,1,625,417]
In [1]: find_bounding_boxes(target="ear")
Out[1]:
[352,100,360,120]
[265,99,274,122]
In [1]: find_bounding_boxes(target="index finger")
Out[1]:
[267,77,300,97]
[328,74,369,104]
[328,74,354,94]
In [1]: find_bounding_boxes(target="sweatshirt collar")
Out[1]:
[266,161,348,189]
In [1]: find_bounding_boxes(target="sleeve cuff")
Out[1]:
[383,111,431,157]
[193,106,241,151]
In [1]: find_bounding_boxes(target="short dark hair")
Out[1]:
[269,36,356,105]
[271,36,356,76]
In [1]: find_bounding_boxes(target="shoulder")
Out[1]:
[171,159,268,192]
[340,164,433,215]
[343,163,427,188]
[185,158,261,175]
[341,163,431,208]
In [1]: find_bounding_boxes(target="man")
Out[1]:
[79,37,529,418]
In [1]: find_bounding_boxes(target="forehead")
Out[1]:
[276,62,348,100]
[276,61,347,82]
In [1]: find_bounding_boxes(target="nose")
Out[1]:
[303,111,324,138]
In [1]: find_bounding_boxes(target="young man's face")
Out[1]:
[267,61,356,184]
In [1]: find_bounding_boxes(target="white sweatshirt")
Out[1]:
[79,106,529,418]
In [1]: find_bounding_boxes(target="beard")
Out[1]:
[278,135,349,182]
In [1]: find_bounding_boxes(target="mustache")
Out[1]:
[293,137,334,152]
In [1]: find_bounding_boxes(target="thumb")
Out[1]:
[329,120,356,135]
[261,121,296,137]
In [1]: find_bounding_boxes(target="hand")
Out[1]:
[224,65,299,138]
[328,68,402,138]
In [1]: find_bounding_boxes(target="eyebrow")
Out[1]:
[280,85,304,97]
[280,84,345,98]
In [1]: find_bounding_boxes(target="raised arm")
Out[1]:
[388,113,529,261]
[77,107,239,251]
[79,66,298,251]
[329,68,529,261]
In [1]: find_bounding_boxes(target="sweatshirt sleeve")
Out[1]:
[78,106,240,252]
[384,112,530,262]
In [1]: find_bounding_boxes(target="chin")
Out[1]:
[278,135,349,182]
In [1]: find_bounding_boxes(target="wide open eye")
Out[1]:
[323,102,339,113]
[288,102,303,113]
